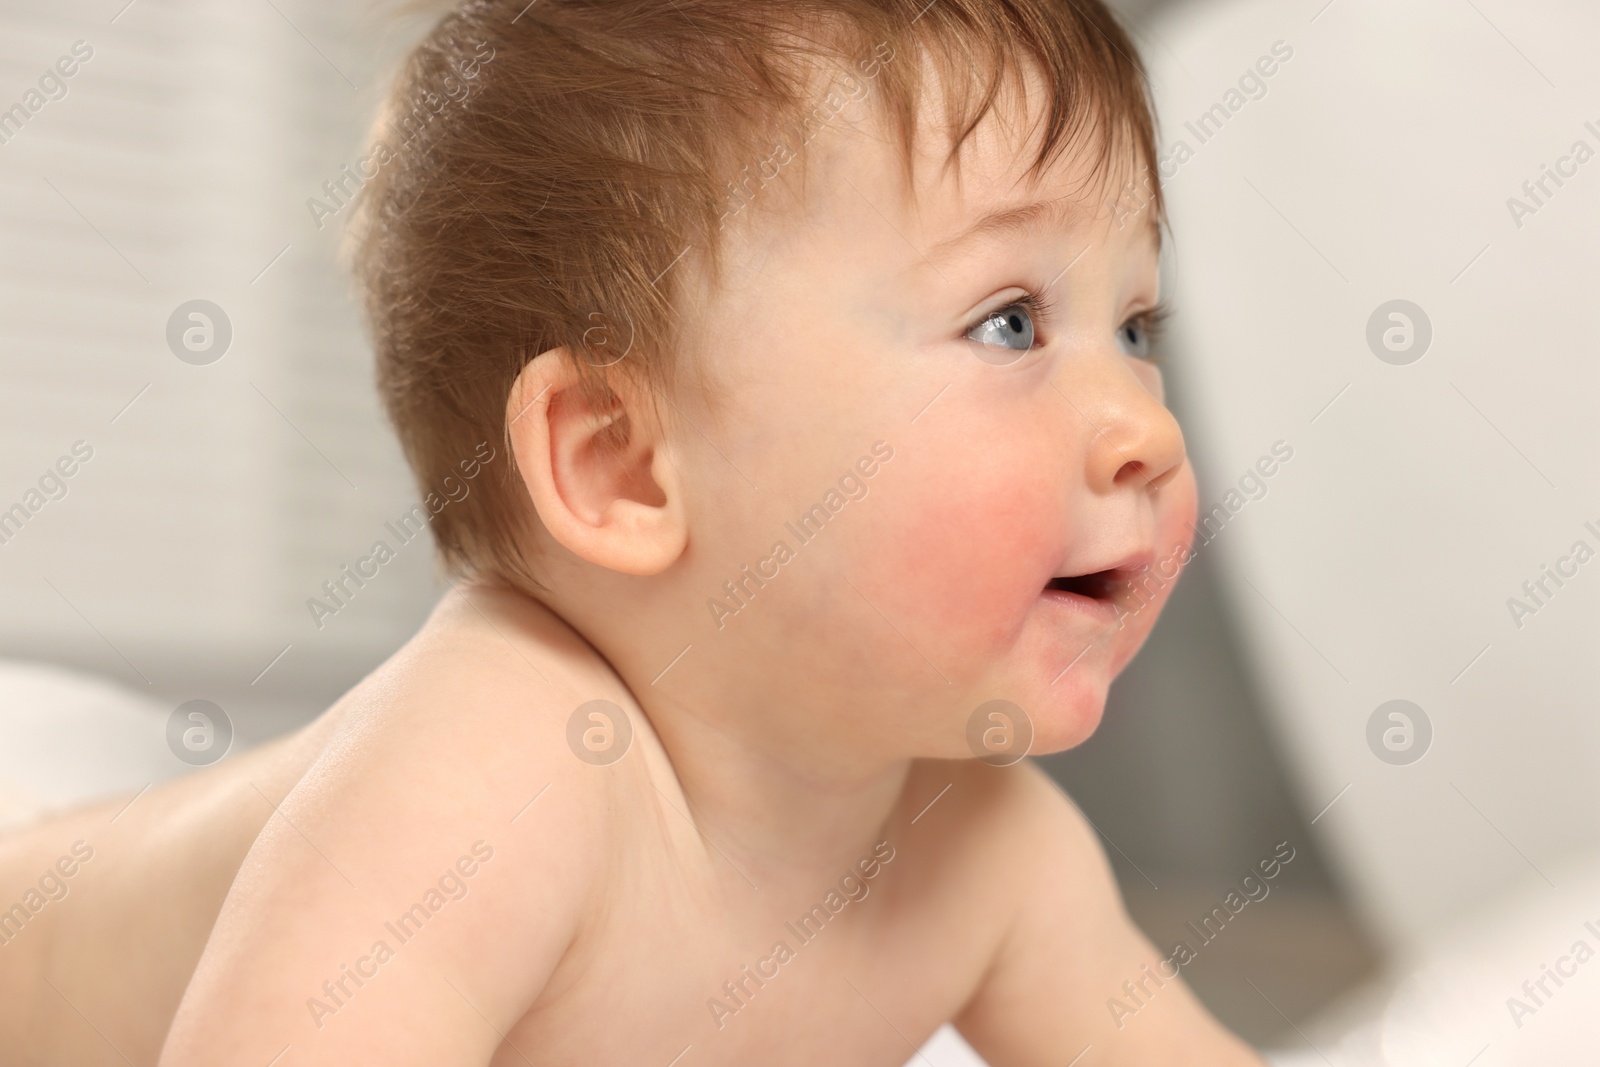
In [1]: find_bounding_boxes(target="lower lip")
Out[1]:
[1039,586,1122,626]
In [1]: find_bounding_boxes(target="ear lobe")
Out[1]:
[506,348,688,576]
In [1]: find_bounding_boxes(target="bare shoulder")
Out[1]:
[161,584,639,1065]
[297,581,636,904]
[870,759,1110,1008]
[927,758,1261,1067]
[954,757,1098,848]
[313,580,632,882]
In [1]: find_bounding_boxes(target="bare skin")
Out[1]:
[0,702,348,1064]
[1,588,1254,1066]
[1,51,1263,1067]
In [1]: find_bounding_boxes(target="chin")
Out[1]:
[957,614,1128,760]
[1024,670,1111,756]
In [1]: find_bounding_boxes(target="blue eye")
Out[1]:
[1117,317,1150,358]
[967,301,1036,353]
[1117,304,1169,360]
[965,290,1055,365]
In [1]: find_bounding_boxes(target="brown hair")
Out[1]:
[350,0,1161,594]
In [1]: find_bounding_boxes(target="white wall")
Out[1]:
[0,0,445,733]
[1143,0,1600,952]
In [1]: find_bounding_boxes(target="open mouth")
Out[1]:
[1043,550,1154,619]
[1045,570,1121,602]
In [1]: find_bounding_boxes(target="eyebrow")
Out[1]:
[926,194,1160,264]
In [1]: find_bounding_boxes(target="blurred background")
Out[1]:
[1,0,1596,1063]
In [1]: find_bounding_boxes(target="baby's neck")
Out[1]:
[644,695,914,890]
[446,579,914,893]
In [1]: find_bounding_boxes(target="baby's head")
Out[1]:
[354,0,1196,766]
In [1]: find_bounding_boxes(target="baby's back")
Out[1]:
[0,709,343,1065]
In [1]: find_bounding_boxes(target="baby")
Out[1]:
[0,0,1265,1063]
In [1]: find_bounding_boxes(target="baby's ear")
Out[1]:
[505,349,687,575]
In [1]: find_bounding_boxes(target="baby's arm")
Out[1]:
[158,672,603,1066]
[953,761,1265,1066]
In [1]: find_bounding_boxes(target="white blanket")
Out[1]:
[0,658,185,833]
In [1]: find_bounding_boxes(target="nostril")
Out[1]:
[1118,457,1183,492]
[1114,459,1148,488]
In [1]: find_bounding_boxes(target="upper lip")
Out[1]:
[1051,549,1154,582]
[1045,549,1154,598]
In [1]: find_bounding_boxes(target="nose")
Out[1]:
[1076,360,1187,495]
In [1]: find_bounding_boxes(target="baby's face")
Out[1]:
[669,66,1197,763]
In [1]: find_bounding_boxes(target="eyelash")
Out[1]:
[1129,300,1172,364]
[974,289,1172,361]
[1008,286,1059,327]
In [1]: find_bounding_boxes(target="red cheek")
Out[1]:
[849,435,1064,675]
